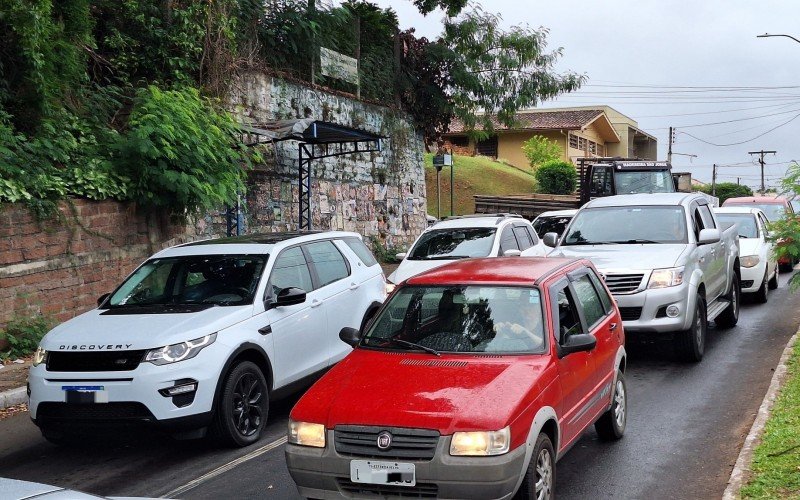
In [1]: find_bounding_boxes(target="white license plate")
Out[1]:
[62,385,108,403]
[350,460,416,486]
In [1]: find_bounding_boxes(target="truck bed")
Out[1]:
[473,193,580,219]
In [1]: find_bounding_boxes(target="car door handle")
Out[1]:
[349,282,360,291]
[610,322,618,331]
[310,299,322,308]
[258,325,272,335]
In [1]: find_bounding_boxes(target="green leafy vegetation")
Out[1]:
[769,162,800,289]
[0,317,52,360]
[740,339,800,498]
[522,135,562,172]
[694,182,753,204]
[535,160,577,195]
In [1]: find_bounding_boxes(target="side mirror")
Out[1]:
[273,287,307,308]
[339,327,361,348]
[560,333,597,356]
[503,249,522,257]
[97,293,111,307]
[396,252,407,260]
[543,233,559,248]
[698,228,721,245]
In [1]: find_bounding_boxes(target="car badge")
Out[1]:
[377,431,392,450]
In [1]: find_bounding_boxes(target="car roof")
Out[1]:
[406,257,582,287]
[155,231,362,258]
[722,196,789,206]
[428,214,526,230]
[583,192,698,208]
[714,206,764,215]
[535,209,578,218]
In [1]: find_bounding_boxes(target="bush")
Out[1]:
[535,160,577,195]
[695,182,753,204]
[522,135,561,170]
[1,317,52,360]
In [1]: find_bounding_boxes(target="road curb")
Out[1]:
[722,325,800,499]
[0,386,27,410]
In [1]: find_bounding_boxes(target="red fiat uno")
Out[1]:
[286,257,627,499]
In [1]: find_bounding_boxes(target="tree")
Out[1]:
[522,135,562,170]
[412,0,468,16]
[535,160,577,195]
[700,182,753,204]
[770,162,800,289]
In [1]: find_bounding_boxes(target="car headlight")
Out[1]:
[648,267,685,289]
[144,333,216,365]
[449,427,510,456]
[32,347,47,367]
[288,420,326,448]
[741,255,760,268]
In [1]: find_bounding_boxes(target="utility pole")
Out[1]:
[737,177,741,185]
[668,126,674,164]
[712,164,717,196]
[748,150,777,194]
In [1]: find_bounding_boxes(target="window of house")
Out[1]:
[449,136,469,147]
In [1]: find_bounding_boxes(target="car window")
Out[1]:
[554,283,584,343]
[572,275,605,328]
[269,247,313,296]
[717,214,758,238]
[499,226,520,253]
[342,237,378,267]
[512,225,533,250]
[305,240,350,287]
[590,167,613,196]
[759,214,770,237]
[532,215,573,238]
[408,228,496,260]
[588,270,613,313]
[692,207,704,240]
[526,226,540,245]
[698,204,716,229]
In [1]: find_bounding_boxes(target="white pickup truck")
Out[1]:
[546,193,740,362]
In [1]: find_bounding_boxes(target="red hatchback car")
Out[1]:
[285,257,627,500]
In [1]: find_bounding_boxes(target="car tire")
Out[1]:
[715,273,740,328]
[515,433,555,500]
[779,260,793,273]
[210,361,269,447]
[769,268,779,290]
[40,425,69,446]
[675,294,706,363]
[754,270,769,304]
[594,370,627,441]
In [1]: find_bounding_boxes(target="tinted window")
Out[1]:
[590,167,613,196]
[499,226,520,253]
[409,228,496,260]
[512,226,533,250]
[306,241,349,287]
[343,237,378,267]
[554,284,583,343]
[614,170,673,194]
[573,275,604,327]
[717,214,758,239]
[270,247,313,295]
[698,205,716,229]
[588,270,613,313]
[532,215,574,238]
[563,206,687,245]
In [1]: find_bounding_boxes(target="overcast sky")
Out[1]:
[367,0,800,190]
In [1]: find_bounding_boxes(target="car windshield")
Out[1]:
[362,285,546,354]
[716,214,759,238]
[408,228,496,260]
[532,215,574,238]
[563,206,687,245]
[108,255,267,308]
[614,170,674,194]
[726,203,787,222]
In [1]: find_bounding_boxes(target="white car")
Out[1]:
[531,209,578,238]
[715,206,778,302]
[387,214,547,285]
[28,231,386,447]
[0,478,159,499]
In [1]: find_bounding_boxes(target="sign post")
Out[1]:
[433,152,454,217]
[320,47,359,95]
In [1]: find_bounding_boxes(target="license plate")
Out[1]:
[62,386,108,403]
[350,460,415,486]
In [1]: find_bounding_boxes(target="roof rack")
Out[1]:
[442,213,523,221]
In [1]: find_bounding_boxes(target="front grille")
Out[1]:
[336,478,438,498]
[618,307,643,321]
[36,402,154,422]
[742,280,754,288]
[47,350,146,372]
[335,425,440,460]
[604,273,645,294]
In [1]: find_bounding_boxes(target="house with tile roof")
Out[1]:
[444,106,658,169]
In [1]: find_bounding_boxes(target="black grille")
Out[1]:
[47,350,146,372]
[604,273,645,294]
[337,478,438,498]
[37,402,154,422]
[655,306,667,319]
[741,280,754,288]
[335,425,439,460]
[618,307,643,321]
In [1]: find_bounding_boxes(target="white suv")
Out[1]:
[388,214,547,285]
[28,231,386,447]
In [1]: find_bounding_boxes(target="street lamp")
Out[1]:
[757,33,800,44]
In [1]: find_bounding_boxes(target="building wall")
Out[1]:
[495,131,567,169]
[566,125,611,163]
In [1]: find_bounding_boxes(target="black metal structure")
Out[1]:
[240,119,384,230]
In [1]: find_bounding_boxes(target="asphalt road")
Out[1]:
[1,273,799,500]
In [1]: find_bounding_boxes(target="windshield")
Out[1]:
[725,203,787,222]
[717,214,759,238]
[614,170,674,194]
[532,215,574,237]
[563,206,687,245]
[108,255,267,308]
[408,228,496,260]
[362,285,546,354]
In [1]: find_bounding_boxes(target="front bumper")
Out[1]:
[613,282,694,334]
[740,261,767,293]
[286,431,527,500]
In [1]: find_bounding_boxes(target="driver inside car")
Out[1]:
[488,292,544,351]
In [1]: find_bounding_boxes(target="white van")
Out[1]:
[28,231,386,446]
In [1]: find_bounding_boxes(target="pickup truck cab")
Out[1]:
[547,193,740,362]
[286,257,627,500]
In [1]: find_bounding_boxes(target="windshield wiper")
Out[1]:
[422,255,471,260]
[610,239,661,244]
[385,338,441,356]
[564,240,619,246]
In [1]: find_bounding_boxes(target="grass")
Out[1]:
[740,338,800,499]
[424,154,537,217]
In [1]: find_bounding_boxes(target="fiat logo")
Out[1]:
[377,431,392,450]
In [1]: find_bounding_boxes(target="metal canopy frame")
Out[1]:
[235,120,384,233]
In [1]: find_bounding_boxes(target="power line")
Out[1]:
[676,113,800,146]
[650,107,800,130]
[632,101,800,118]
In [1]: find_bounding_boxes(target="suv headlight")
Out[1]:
[450,427,510,456]
[144,333,216,365]
[741,255,760,268]
[32,347,48,367]
[648,267,685,289]
[288,420,326,448]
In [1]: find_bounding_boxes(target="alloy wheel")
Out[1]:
[614,379,626,429]
[231,373,263,437]
[535,447,554,500]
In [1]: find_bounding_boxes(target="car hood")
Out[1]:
[737,238,764,257]
[389,259,460,284]
[41,305,252,351]
[550,244,689,271]
[291,349,553,434]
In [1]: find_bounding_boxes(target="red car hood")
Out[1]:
[291,349,553,435]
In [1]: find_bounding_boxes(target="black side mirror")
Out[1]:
[97,293,111,307]
[339,327,361,347]
[560,333,597,356]
[273,287,306,308]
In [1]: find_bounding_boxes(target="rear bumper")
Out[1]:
[286,431,527,500]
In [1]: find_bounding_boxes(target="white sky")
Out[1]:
[367,0,800,189]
